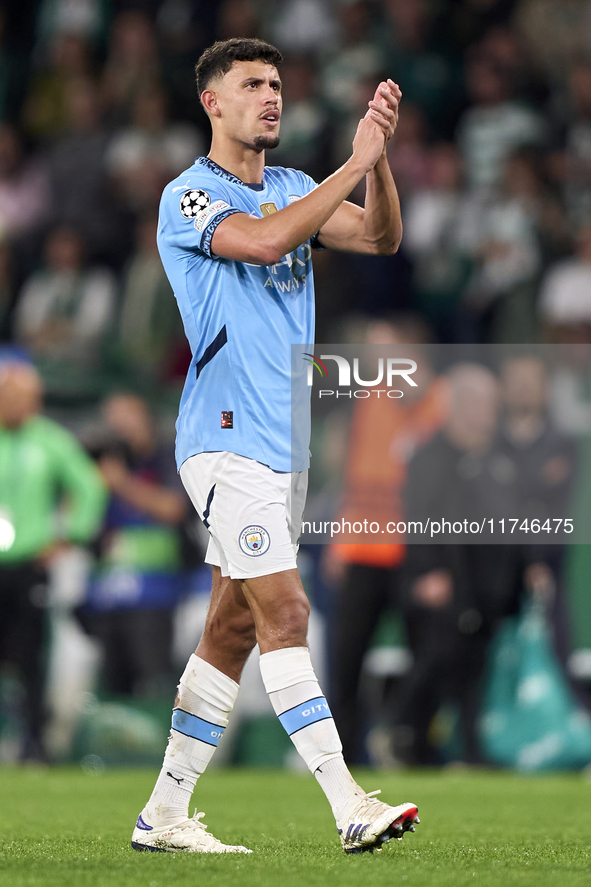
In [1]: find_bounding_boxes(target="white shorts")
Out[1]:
[180,452,308,580]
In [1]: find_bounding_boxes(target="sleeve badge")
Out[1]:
[179,189,211,219]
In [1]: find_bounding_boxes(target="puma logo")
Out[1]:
[167,771,184,785]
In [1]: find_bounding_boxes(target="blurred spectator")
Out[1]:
[270,55,331,181]
[380,0,464,139]
[320,0,383,122]
[554,63,591,229]
[100,11,161,126]
[217,0,260,40]
[327,318,449,762]
[496,355,576,661]
[35,0,108,47]
[344,246,414,317]
[498,355,576,528]
[549,344,591,435]
[0,124,49,241]
[509,149,572,266]
[403,143,474,340]
[14,226,117,394]
[81,394,188,698]
[22,33,93,140]
[400,364,527,764]
[157,0,217,127]
[456,55,545,190]
[271,0,337,55]
[539,225,591,337]
[475,25,546,106]
[106,87,202,214]
[0,7,31,123]
[516,0,591,83]
[448,0,518,52]
[461,149,545,342]
[0,361,106,760]
[0,240,15,339]
[47,77,126,266]
[157,0,216,52]
[108,215,182,387]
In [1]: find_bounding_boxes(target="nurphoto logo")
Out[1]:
[304,353,418,399]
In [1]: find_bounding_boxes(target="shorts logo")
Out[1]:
[239,525,271,557]
[180,189,210,219]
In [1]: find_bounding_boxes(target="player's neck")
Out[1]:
[208,138,265,185]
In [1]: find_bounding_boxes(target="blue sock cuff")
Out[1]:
[278,697,332,736]
[171,709,226,747]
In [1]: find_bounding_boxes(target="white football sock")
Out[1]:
[259,646,360,821]
[313,756,363,821]
[141,655,239,827]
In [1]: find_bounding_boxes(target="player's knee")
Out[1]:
[272,595,310,646]
[231,620,258,656]
[224,609,258,656]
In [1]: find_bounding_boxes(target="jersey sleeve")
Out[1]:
[297,170,318,195]
[160,177,244,258]
[286,169,326,252]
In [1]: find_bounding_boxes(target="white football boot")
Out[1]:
[131,811,252,854]
[337,791,419,854]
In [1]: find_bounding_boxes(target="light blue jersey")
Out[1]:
[157,156,317,473]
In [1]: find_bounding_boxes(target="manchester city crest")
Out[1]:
[239,525,271,557]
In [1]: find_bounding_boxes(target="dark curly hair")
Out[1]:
[195,38,283,98]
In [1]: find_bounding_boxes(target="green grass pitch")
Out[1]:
[0,766,590,887]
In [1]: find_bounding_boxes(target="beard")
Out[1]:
[252,134,280,151]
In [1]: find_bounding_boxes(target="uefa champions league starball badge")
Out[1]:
[179,189,211,219]
[239,525,271,557]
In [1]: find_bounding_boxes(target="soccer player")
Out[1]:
[131,37,419,855]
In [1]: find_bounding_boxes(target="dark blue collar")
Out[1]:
[196,156,265,191]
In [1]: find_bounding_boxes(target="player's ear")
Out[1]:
[201,89,221,117]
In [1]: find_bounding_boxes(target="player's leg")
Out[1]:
[132,452,261,851]
[195,565,258,681]
[132,566,257,853]
[239,568,419,853]
[141,451,418,853]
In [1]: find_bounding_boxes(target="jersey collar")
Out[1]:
[196,156,265,191]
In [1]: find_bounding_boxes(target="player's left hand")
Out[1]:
[367,79,402,144]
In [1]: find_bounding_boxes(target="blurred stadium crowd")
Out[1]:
[2,0,591,769]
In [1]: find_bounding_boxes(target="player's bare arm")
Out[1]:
[318,80,403,255]
[210,77,402,263]
[210,115,386,264]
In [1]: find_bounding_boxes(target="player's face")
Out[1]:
[214,60,282,151]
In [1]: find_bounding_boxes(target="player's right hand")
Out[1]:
[351,114,386,173]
